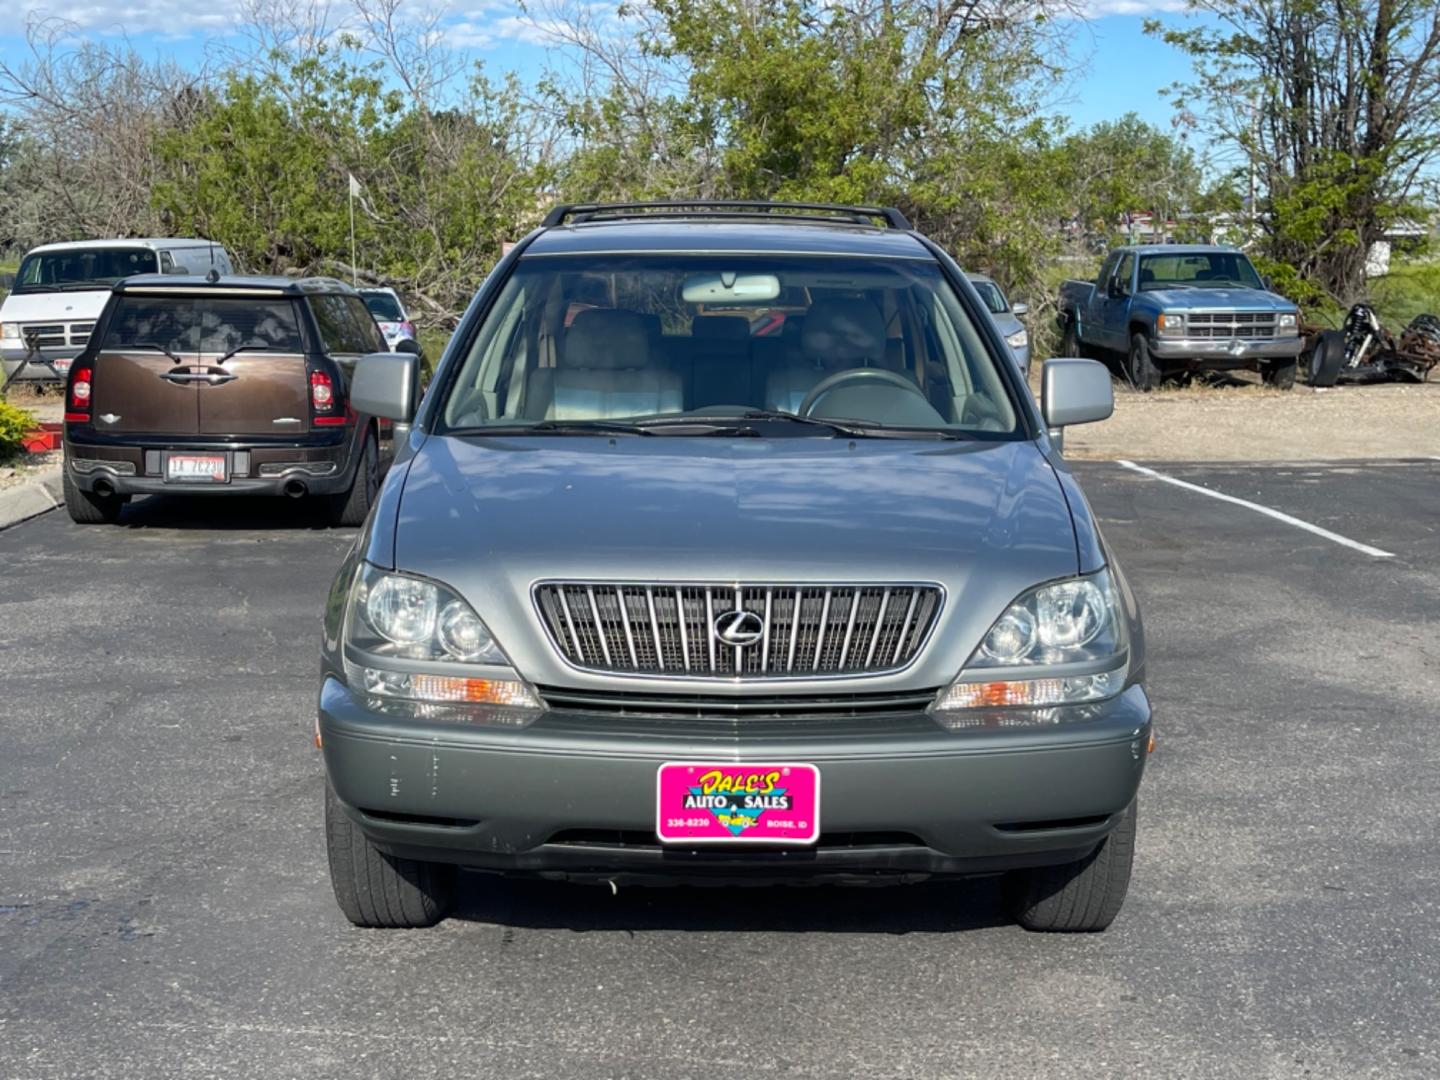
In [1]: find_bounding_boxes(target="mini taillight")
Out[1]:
[310,370,335,411]
[66,367,92,423]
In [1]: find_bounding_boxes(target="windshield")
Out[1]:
[1138,252,1263,290]
[102,296,304,355]
[970,280,1008,315]
[440,255,1019,438]
[362,292,404,322]
[16,247,160,292]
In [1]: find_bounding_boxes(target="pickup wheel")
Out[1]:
[1127,333,1161,391]
[1060,317,1082,358]
[1008,800,1137,933]
[325,782,455,928]
[1262,356,1298,389]
[62,469,127,525]
[1307,330,1346,388]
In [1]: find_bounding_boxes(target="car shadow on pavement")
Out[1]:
[109,494,342,531]
[449,871,1013,934]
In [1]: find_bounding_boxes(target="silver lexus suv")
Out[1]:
[318,201,1150,932]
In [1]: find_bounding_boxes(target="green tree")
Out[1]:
[1149,1,1440,306]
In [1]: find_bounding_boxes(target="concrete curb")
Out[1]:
[0,462,62,531]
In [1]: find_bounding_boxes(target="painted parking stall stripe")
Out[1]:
[1116,460,1395,559]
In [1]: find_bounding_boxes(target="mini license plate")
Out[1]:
[166,454,227,483]
[656,762,820,845]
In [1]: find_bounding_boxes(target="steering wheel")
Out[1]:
[797,367,926,417]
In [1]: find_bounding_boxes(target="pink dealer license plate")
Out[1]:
[656,762,820,845]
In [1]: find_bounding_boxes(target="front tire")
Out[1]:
[1060,317,1082,359]
[62,469,126,524]
[1261,356,1298,389]
[327,428,378,527]
[1008,800,1137,933]
[324,782,455,928]
[1127,333,1161,391]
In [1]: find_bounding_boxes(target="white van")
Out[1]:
[1,238,235,384]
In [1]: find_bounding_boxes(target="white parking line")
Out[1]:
[1116,460,1396,559]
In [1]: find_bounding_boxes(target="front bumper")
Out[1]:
[66,437,356,497]
[1,346,78,383]
[319,677,1152,883]
[1149,336,1303,367]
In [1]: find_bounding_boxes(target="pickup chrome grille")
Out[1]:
[534,582,943,679]
[1186,312,1277,339]
[21,321,94,350]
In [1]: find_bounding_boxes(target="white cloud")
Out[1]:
[1074,0,1188,15]
[1,0,241,37]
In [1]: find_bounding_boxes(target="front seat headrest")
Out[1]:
[802,298,886,365]
[562,308,651,370]
[691,316,750,340]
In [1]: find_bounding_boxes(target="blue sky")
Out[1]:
[0,3,1203,145]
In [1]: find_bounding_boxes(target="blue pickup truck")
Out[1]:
[1058,244,1304,390]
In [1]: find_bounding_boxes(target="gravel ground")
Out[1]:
[1057,380,1440,462]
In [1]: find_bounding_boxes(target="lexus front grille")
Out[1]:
[534,582,943,678]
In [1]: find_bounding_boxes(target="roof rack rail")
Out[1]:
[541,200,913,231]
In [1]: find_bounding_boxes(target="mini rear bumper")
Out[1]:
[65,437,356,496]
[1149,336,1304,366]
[319,677,1152,882]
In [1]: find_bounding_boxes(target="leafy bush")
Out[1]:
[0,398,38,458]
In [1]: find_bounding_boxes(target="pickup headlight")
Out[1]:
[1004,328,1028,350]
[0,322,20,341]
[931,568,1127,713]
[1156,313,1186,337]
[1277,312,1299,335]
[344,563,541,708]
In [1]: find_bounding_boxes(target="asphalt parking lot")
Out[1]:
[2,458,1438,1079]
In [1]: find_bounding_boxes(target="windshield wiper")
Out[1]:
[127,342,187,364]
[738,410,963,440]
[215,343,284,364]
[451,419,657,437]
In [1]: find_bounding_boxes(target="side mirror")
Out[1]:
[1042,358,1113,430]
[1261,275,1274,291]
[1106,278,1127,299]
[393,337,422,356]
[1010,301,1028,317]
[351,352,419,423]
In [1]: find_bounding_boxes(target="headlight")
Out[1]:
[1004,328,1028,349]
[1277,312,1298,335]
[931,568,1127,713]
[0,323,20,341]
[1156,313,1186,337]
[344,564,540,708]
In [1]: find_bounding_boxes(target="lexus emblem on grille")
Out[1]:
[714,609,764,647]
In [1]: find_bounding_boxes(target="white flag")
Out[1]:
[348,173,362,197]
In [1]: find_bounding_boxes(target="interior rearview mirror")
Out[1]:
[351,352,419,423]
[682,271,781,304]
[1042,358,1114,430]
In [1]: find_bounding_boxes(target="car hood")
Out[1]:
[391,435,1083,690]
[0,290,111,323]
[1143,287,1293,312]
